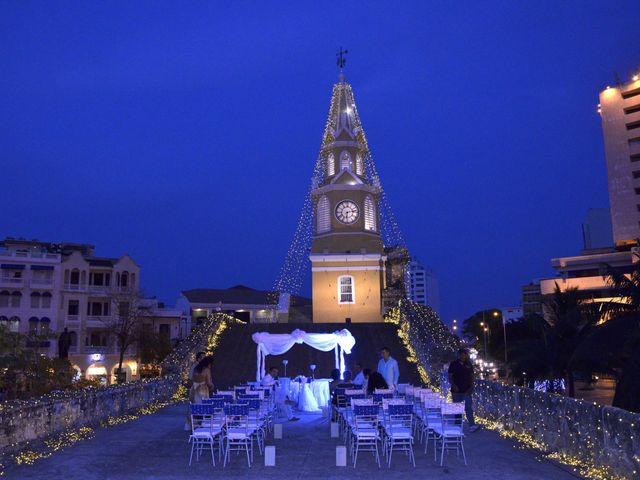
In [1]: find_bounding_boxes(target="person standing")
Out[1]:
[448,348,479,432]
[185,355,214,430]
[189,351,205,382]
[58,328,72,359]
[190,356,214,403]
[377,347,399,390]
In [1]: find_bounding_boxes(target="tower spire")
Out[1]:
[336,47,348,83]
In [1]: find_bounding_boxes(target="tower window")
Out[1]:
[326,153,335,177]
[355,153,364,175]
[364,195,377,232]
[338,275,355,304]
[339,151,352,171]
[317,195,331,233]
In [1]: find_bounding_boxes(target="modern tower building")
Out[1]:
[599,73,640,246]
[406,259,440,313]
[535,69,640,318]
[309,72,386,323]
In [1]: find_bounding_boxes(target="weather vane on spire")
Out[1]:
[336,47,348,70]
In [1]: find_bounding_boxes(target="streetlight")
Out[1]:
[495,310,507,364]
[482,326,489,358]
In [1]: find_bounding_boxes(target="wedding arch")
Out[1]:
[252,329,356,381]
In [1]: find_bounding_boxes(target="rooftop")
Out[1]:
[182,285,311,307]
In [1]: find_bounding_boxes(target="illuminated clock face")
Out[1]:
[335,200,359,224]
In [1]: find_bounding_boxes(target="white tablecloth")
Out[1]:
[310,379,330,407]
[288,378,331,410]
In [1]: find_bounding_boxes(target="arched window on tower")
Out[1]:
[326,153,335,177]
[355,153,364,175]
[339,151,352,171]
[338,275,355,304]
[364,195,377,232]
[317,195,331,233]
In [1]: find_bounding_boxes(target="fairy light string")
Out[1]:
[386,299,638,480]
[271,77,409,303]
[1,313,239,475]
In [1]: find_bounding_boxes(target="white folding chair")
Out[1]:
[352,404,382,468]
[385,403,415,467]
[188,404,222,466]
[433,403,467,466]
[223,403,254,467]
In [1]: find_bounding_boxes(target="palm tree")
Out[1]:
[598,257,640,411]
[542,283,600,397]
[506,285,597,395]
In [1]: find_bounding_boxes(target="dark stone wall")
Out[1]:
[474,380,640,479]
[0,375,179,452]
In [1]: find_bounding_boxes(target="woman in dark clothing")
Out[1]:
[366,371,388,395]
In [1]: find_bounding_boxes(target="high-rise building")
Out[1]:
[599,73,640,247]
[521,281,543,316]
[406,259,440,313]
[309,72,386,323]
[582,208,613,250]
[534,69,640,319]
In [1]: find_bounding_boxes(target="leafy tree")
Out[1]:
[460,309,504,359]
[137,326,172,365]
[580,258,640,412]
[100,289,147,383]
[505,285,598,396]
[543,283,599,397]
[0,323,74,400]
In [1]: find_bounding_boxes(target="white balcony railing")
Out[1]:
[0,277,24,286]
[87,315,111,325]
[65,314,79,323]
[88,285,110,293]
[63,283,86,292]
[30,279,54,287]
[0,251,60,261]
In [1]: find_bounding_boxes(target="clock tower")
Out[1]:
[310,71,386,323]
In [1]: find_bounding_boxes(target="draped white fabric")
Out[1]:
[252,329,356,381]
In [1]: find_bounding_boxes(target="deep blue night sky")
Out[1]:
[2,2,639,323]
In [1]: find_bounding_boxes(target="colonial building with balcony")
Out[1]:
[0,237,185,384]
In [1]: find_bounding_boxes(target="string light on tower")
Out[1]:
[271,66,408,303]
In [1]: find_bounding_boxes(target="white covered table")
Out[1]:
[310,379,331,407]
[288,378,331,411]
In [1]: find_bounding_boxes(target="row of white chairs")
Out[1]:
[334,387,468,467]
[188,385,276,468]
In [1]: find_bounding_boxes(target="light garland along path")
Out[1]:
[0,313,237,477]
[0,390,185,476]
[1,402,582,479]
[386,302,632,480]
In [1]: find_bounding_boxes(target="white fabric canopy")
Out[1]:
[252,329,356,381]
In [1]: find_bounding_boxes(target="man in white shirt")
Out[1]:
[352,362,365,386]
[377,347,400,390]
[261,367,278,388]
[262,367,298,422]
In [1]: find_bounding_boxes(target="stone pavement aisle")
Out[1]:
[4,403,583,479]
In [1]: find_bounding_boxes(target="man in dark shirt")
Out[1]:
[448,348,478,432]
